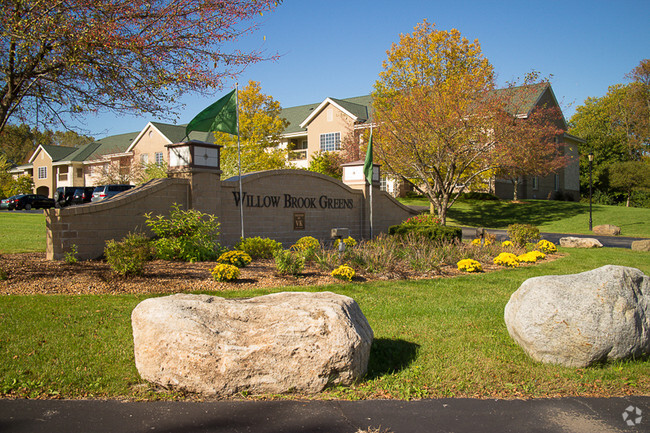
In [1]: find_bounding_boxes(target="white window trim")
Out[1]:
[532,176,539,190]
[38,166,47,179]
[155,152,164,165]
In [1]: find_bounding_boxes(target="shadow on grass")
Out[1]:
[448,200,590,228]
[366,338,420,379]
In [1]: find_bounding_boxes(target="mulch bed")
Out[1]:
[0,252,502,295]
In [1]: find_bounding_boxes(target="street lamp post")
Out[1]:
[588,151,594,231]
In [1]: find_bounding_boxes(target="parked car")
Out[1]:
[91,184,134,202]
[7,194,55,210]
[71,187,96,205]
[1,195,19,210]
[54,186,78,208]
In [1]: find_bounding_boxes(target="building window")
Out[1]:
[38,166,47,179]
[532,176,539,190]
[155,152,164,165]
[76,168,83,178]
[554,173,560,191]
[320,132,340,152]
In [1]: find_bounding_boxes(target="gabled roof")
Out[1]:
[125,122,216,153]
[28,144,77,163]
[492,82,552,117]
[299,96,373,129]
[281,95,374,136]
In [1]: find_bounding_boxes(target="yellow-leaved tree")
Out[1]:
[214,81,289,178]
[373,20,510,225]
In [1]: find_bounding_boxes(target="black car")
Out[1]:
[71,187,96,205]
[8,194,55,210]
[54,186,77,207]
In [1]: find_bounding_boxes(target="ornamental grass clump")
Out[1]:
[211,263,240,282]
[217,250,252,268]
[274,250,305,276]
[105,233,153,276]
[457,258,482,273]
[493,252,519,268]
[536,239,557,254]
[331,265,356,282]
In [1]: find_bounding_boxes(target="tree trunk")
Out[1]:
[512,178,519,201]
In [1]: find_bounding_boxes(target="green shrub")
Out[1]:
[506,224,540,247]
[274,250,305,276]
[63,244,78,265]
[234,237,282,259]
[217,250,252,268]
[211,263,240,282]
[388,224,462,243]
[145,203,222,262]
[104,233,153,276]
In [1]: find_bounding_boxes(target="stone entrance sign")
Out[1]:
[45,143,417,260]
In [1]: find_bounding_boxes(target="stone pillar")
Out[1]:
[166,140,223,225]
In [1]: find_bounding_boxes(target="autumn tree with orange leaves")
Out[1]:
[373,21,499,225]
[0,0,281,132]
[373,21,567,224]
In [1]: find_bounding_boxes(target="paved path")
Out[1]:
[461,227,648,249]
[1,397,648,433]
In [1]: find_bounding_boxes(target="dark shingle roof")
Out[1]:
[39,144,78,161]
[150,122,215,144]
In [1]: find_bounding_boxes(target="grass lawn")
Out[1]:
[0,212,47,253]
[399,198,650,238]
[1,247,649,400]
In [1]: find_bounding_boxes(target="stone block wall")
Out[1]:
[46,178,190,260]
[46,168,419,261]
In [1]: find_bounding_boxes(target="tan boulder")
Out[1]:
[559,236,603,248]
[132,292,373,396]
[593,224,621,236]
[631,240,650,252]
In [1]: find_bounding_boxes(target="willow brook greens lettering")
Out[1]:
[232,192,353,210]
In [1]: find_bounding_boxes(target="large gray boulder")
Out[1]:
[504,265,650,367]
[132,292,374,396]
[559,236,603,248]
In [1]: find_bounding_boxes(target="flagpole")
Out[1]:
[236,83,244,239]
[369,127,373,239]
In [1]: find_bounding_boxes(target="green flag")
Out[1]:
[363,129,373,184]
[185,89,238,138]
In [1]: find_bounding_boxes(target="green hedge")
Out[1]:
[388,224,462,243]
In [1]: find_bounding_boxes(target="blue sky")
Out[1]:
[81,0,650,138]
